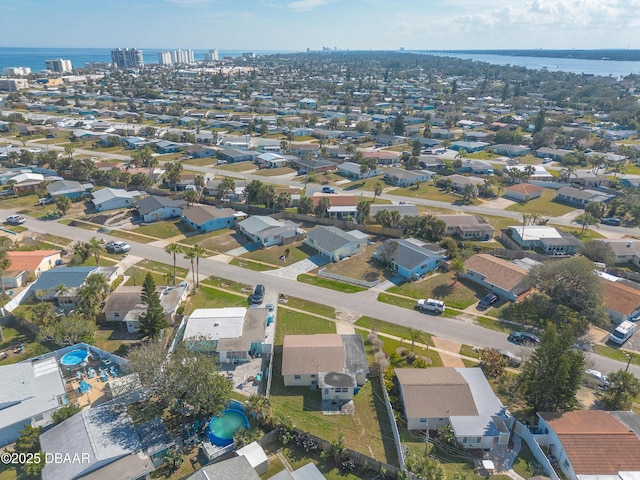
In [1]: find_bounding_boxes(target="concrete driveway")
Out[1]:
[264,254,328,280]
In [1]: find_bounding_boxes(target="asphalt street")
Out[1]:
[3,208,638,377]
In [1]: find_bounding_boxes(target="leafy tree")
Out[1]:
[30,302,57,327]
[51,404,82,425]
[392,115,405,135]
[534,109,546,134]
[520,325,584,413]
[55,195,72,215]
[76,273,110,318]
[601,369,640,411]
[244,179,264,205]
[481,348,506,378]
[408,328,423,354]
[276,191,292,210]
[579,240,616,266]
[314,196,331,216]
[297,196,313,214]
[218,177,235,198]
[38,313,95,345]
[233,427,262,448]
[14,425,45,477]
[164,243,182,285]
[182,189,199,206]
[138,273,168,339]
[460,183,478,203]
[130,172,152,188]
[439,237,459,259]
[373,182,383,202]
[164,447,184,472]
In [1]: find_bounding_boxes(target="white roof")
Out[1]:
[92,187,142,205]
[183,307,247,341]
[509,225,562,241]
[236,441,268,469]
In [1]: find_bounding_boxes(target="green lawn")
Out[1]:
[595,344,640,367]
[285,296,336,318]
[356,316,435,346]
[274,308,336,344]
[512,442,537,479]
[109,229,155,244]
[0,324,54,366]
[466,151,500,160]
[216,162,256,172]
[179,228,231,246]
[341,176,385,192]
[506,188,575,216]
[390,183,461,203]
[515,154,543,165]
[387,272,484,309]
[0,463,19,480]
[183,157,217,166]
[229,258,277,271]
[377,293,419,311]
[184,285,247,313]
[254,167,296,176]
[93,326,135,357]
[554,225,606,240]
[241,242,316,266]
[58,219,99,230]
[297,274,367,293]
[201,276,252,294]
[124,269,171,287]
[137,259,188,278]
[134,220,185,239]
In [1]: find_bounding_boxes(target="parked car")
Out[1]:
[321,186,335,194]
[297,169,308,176]
[601,217,621,226]
[215,160,227,165]
[496,349,522,367]
[508,331,540,346]
[6,214,26,224]
[478,293,498,309]
[105,240,131,253]
[249,284,265,306]
[584,369,609,387]
[415,298,445,314]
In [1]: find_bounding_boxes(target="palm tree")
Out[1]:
[164,243,182,286]
[520,213,531,248]
[86,237,105,266]
[192,244,205,289]
[449,257,466,285]
[572,212,597,234]
[184,249,196,292]
[246,395,272,428]
[373,182,383,202]
[408,328,423,354]
[356,200,371,224]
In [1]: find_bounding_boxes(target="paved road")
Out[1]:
[3,208,638,377]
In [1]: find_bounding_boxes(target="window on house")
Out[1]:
[33,414,44,423]
[113,312,119,318]
[294,375,301,380]
[324,388,329,395]
[420,418,427,423]
[311,374,316,378]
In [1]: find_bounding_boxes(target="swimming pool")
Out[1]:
[60,349,88,366]
[207,409,249,446]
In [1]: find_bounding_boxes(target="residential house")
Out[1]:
[154,139,185,154]
[462,254,529,301]
[270,462,326,480]
[601,276,640,323]
[436,215,495,240]
[383,167,435,187]
[236,442,269,476]
[337,161,381,180]
[363,150,399,166]
[181,206,240,233]
[2,250,61,288]
[491,144,531,157]
[418,155,445,170]
[9,172,45,194]
[40,404,173,480]
[373,238,445,280]
[274,187,301,207]
[395,367,510,449]
[182,307,271,361]
[599,239,640,265]
[46,180,93,200]
[304,226,365,261]
[30,266,118,305]
[186,456,260,480]
[217,147,259,163]
[257,152,288,169]
[0,356,66,446]
[503,183,544,202]
[535,410,640,480]
[445,174,485,192]
[431,128,455,139]
[282,334,368,403]
[508,226,581,254]
[569,171,610,188]
[504,165,555,182]
[91,187,143,212]
[311,193,358,219]
[620,178,640,189]
[375,134,406,146]
[136,195,186,223]
[555,186,614,207]
[237,215,302,247]
[463,131,493,142]
[451,141,490,153]
[291,157,337,173]
[456,159,494,175]
[369,204,419,220]
[535,147,573,161]
[186,145,217,159]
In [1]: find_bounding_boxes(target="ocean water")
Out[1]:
[0,47,298,72]
[418,51,640,78]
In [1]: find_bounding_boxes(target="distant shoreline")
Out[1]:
[420,49,640,62]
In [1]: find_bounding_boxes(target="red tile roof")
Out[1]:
[6,250,61,273]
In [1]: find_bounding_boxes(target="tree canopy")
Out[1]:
[137,273,168,339]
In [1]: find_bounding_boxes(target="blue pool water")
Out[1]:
[60,349,88,366]
[207,409,249,446]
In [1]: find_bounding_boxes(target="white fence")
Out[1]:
[514,421,560,480]
[377,372,406,471]
[1,286,33,315]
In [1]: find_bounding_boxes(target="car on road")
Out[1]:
[584,369,609,387]
[6,214,26,224]
[249,284,265,306]
[601,217,621,226]
[415,298,445,314]
[542,157,553,164]
[478,293,499,309]
[215,160,227,165]
[496,349,522,367]
[321,186,335,194]
[105,240,131,253]
[508,331,540,346]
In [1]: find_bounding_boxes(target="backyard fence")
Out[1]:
[317,268,381,288]
[283,212,403,237]
[377,369,406,471]
[513,421,559,480]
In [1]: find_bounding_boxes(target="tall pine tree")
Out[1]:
[520,325,584,413]
[138,273,168,339]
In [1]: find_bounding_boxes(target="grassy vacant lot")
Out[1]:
[229,258,277,271]
[179,227,231,246]
[516,154,543,165]
[254,167,296,176]
[284,296,336,318]
[183,230,250,253]
[341,176,385,192]
[389,183,460,203]
[297,274,367,293]
[322,244,386,284]
[387,272,484,309]
[506,188,575,216]
[269,353,396,464]
[241,241,316,266]
[216,162,256,172]
[183,157,217,166]
[466,151,500,160]
[134,220,185,239]
[274,308,336,344]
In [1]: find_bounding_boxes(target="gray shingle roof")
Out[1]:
[186,456,260,480]
[305,226,359,253]
[136,195,186,216]
[377,238,444,270]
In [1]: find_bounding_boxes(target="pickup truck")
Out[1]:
[105,240,131,253]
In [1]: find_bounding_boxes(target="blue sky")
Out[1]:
[2,0,639,50]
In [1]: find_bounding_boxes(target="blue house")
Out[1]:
[373,238,445,281]
[181,205,240,233]
[456,159,494,175]
[46,180,92,200]
[451,141,490,153]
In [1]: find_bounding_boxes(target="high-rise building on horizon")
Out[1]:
[170,49,195,64]
[158,51,172,65]
[111,48,144,69]
[204,49,218,62]
[44,59,72,73]
[2,67,31,76]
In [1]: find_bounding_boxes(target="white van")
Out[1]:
[610,320,637,345]
[416,298,445,314]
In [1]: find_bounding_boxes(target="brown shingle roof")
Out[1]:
[282,334,345,376]
[540,411,640,475]
[395,368,477,419]
[603,279,640,316]
[464,254,527,292]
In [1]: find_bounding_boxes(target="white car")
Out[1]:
[415,298,445,314]
[105,240,131,253]
[6,214,26,224]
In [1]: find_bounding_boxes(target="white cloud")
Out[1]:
[288,0,332,12]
